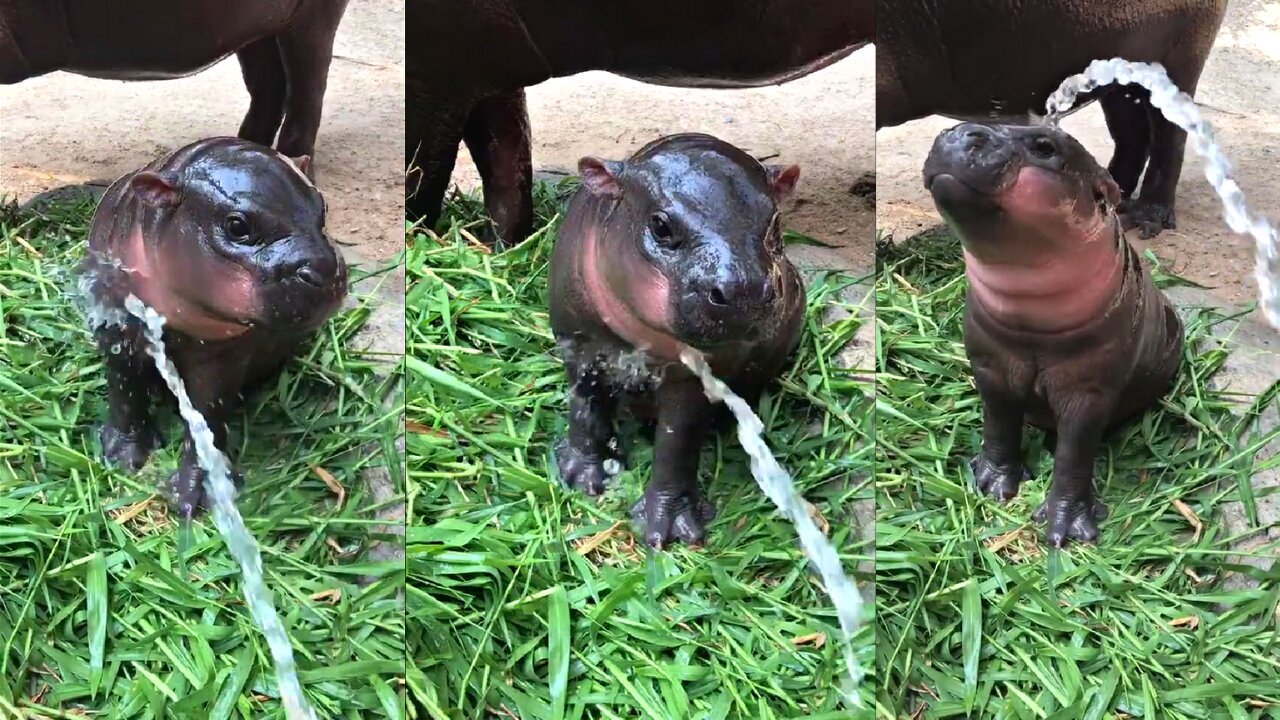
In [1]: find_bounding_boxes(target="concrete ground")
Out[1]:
[876,0,1280,312]
[0,0,405,266]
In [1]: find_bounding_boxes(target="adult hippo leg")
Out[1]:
[274,0,349,166]
[406,86,470,226]
[631,378,717,548]
[1033,390,1113,547]
[169,349,249,520]
[463,89,534,247]
[556,357,619,496]
[96,322,163,472]
[1100,88,1151,202]
[969,360,1031,502]
[236,38,288,148]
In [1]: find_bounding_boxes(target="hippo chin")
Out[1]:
[82,137,348,519]
[0,0,351,162]
[548,133,805,549]
[405,0,873,246]
[879,0,1228,239]
[924,122,1184,548]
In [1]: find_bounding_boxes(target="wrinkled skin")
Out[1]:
[82,137,348,519]
[548,133,805,549]
[879,0,1228,238]
[923,122,1183,547]
[406,0,873,245]
[0,0,350,163]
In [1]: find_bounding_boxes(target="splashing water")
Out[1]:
[80,274,315,718]
[679,347,864,707]
[1045,58,1280,330]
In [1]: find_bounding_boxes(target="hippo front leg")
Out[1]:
[236,38,287,148]
[463,90,534,247]
[96,323,163,471]
[631,378,717,549]
[406,84,469,225]
[274,0,349,164]
[168,358,247,520]
[556,360,619,496]
[1034,393,1113,547]
[970,366,1031,502]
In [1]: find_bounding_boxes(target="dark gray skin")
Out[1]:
[878,0,1228,239]
[82,137,348,518]
[406,0,873,246]
[924,122,1184,547]
[548,133,805,548]
[0,0,350,163]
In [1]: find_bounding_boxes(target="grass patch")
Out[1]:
[0,197,406,718]
[874,228,1280,719]
[407,183,874,718]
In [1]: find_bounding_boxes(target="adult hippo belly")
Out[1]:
[405,0,873,245]
[0,0,349,162]
[876,0,1228,239]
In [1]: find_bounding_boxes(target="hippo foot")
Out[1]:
[630,488,717,549]
[100,424,163,472]
[1033,496,1109,548]
[555,440,618,496]
[167,467,244,520]
[1119,199,1175,239]
[970,455,1030,502]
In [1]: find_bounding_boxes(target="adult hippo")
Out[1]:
[877,0,1228,239]
[0,0,350,163]
[406,0,873,245]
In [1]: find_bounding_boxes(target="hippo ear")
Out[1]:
[578,157,623,199]
[1095,175,1122,209]
[130,171,181,208]
[766,164,801,201]
[288,155,312,176]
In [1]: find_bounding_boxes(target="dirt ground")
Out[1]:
[877,0,1280,308]
[0,0,405,266]
[450,47,876,273]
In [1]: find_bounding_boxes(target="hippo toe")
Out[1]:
[631,488,717,549]
[555,440,614,496]
[970,455,1030,502]
[1034,495,1110,548]
[168,465,244,520]
[100,423,163,472]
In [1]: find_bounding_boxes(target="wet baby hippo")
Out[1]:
[548,133,805,549]
[82,137,348,518]
[924,123,1184,547]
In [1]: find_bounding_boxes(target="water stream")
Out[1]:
[1044,58,1280,330]
[81,272,315,719]
[679,347,864,707]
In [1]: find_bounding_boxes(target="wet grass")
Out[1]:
[874,227,1280,719]
[0,198,406,718]
[407,183,875,719]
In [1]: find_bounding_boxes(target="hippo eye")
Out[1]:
[649,212,677,247]
[1031,137,1057,159]
[224,213,252,242]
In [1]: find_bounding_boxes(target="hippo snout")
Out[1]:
[699,275,775,309]
[924,122,1021,197]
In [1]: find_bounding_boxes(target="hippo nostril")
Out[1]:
[708,287,728,307]
[761,280,776,303]
[296,264,323,287]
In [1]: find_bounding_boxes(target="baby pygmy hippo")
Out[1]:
[82,137,348,518]
[924,122,1184,547]
[548,133,805,549]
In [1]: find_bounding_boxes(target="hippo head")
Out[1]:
[116,138,347,340]
[576,133,799,355]
[922,122,1122,264]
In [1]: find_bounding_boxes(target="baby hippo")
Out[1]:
[924,122,1184,547]
[82,137,348,518]
[548,133,805,548]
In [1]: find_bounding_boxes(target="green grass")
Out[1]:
[407,183,874,719]
[874,228,1280,719]
[0,197,406,718]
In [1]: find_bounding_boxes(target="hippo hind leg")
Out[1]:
[274,0,349,167]
[96,323,165,472]
[236,38,288,148]
[556,357,621,496]
[1100,87,1151,201]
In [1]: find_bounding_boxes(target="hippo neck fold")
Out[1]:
[580,214,682,362]
[963,215,1127,334]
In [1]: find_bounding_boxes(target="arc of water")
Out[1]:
[679,347,865,708]
[1045,58,1280,330]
